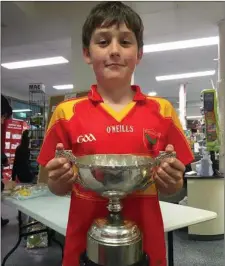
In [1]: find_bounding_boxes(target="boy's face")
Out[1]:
[83,23,142,85]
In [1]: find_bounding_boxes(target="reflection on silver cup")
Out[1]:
[55,151,176,198]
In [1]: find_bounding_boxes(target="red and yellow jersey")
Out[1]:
[37,85,194,266]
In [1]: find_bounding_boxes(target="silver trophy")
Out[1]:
[55,151,176,266]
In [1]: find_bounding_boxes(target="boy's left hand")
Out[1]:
[155,144,185,195]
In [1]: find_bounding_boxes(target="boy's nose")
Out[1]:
[109,41,121,57]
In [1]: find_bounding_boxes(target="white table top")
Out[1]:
[159,201,217,232]
[3,195,217,236]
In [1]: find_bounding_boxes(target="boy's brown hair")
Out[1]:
[82,1,144,50]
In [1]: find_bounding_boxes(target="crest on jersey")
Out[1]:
[143,129,161,152]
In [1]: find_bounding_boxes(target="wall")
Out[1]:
[1,87,29,101]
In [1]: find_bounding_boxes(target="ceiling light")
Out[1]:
[53,84,74,90]
[1,56,69,69]
[156,70,215,81]
[13,109,32,113]
[148,91,157,96]
[187,116,202,119]
[143,36,219,53]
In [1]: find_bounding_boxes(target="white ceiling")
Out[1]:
[1,1,225,116]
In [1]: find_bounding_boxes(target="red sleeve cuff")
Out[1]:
[37,157,49,167]
[181,154,194,166]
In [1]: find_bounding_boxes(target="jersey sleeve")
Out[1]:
[37,104,71,167]
[166,102,194,166]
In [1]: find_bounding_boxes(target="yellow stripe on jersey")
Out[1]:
[47,97,88,132]
[147,96,192,153]
[147,97,183,130]
[100,102,136,122]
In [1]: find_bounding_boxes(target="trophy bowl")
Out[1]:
[55,151,176,266]
[55,151,176,199]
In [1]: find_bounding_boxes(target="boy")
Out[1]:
[37,2,194,266]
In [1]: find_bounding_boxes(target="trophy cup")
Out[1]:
[55,151,176,266]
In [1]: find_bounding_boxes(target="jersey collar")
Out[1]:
[88,84,146,103]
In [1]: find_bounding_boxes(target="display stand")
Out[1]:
[29,86,46,179]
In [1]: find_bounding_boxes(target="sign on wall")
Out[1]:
[29,83,45,93]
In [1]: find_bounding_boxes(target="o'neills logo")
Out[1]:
[106,125,134,134]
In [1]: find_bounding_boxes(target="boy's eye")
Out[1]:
[121,40,131,45]
[96,39,132,47]
[98,40,108,45]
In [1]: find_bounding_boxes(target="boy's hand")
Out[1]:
[155,144,185,195]
[45,143,77,195]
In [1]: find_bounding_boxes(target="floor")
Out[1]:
[1,203,224,266]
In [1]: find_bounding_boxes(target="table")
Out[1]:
[2,195,217,266]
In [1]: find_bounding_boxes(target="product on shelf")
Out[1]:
[201,89,220,152]
[2,119,29,180]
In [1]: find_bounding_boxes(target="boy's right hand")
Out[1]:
[45,143,76,194]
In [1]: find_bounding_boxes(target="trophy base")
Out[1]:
[87,214,143,265]
[79,252,149,266]
[86,198,145,266]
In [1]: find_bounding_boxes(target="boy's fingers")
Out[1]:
[167,158,185,172]
[160,162,179,180]
[154,174,168,189]
[59,171,77,185]
[56,143,64,150]
[46,157,68,171]
[165,144,174,153]
[157,167,176,185]
[48,163,71,180]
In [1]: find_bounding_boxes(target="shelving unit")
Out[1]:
[28,84,47,178]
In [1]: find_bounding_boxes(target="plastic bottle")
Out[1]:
[200,148,213,176]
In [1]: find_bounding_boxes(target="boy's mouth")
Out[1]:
[106,63,125,67]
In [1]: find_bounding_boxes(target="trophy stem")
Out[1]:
[107,198,123,213]
[107,198,124,226]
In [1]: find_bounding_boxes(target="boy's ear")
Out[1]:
[83,48,92,64]
[136,48,143,65]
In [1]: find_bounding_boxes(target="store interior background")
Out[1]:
[1,1,225,266]
[2,1,224,111]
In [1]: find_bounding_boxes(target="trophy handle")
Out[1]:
[55,149,77,164]
[153,151,176,167]
[55,149,83,186]
[137,151,177,191]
